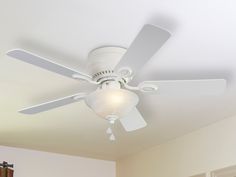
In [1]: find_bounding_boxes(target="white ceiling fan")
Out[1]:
[6,24,226,133]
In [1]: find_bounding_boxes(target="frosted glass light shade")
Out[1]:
[85,88,139,119]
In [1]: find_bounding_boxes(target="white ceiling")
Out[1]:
[0,0,236,160]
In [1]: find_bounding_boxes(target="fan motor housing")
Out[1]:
[86,46,127,81]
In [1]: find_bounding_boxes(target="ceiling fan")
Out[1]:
[6,24,226,134]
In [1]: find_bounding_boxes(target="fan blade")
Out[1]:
[115,24,170,76]
[139,79,226,95]
[19,93,86,114]
[7,49,91,80]
[119,108,147,132]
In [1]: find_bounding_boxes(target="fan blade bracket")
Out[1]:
[72,74,99,85]
[72,93,87,100]
[138,83,158,92]
[117,67,133,78]
[123,82,158,93]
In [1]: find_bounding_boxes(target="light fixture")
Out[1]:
[85,88,139,119]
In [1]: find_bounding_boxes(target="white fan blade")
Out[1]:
[19,93,86,114]
[7,49,91,80]
[120,108,147,132]
[139,79,226,95]
[115,24,170,76]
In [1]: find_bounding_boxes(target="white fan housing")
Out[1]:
[6,24,226,134]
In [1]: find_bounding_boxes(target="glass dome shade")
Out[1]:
[85,88,139,119]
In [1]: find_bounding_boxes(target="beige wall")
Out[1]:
[117,115,236,177]
[0,146,115,177]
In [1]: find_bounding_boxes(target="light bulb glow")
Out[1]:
[110,93,124,105]
[85,88,139,118]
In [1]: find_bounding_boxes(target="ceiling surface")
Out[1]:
[0,0,236,160]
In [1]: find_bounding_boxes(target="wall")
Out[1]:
[117,115,236,177]
[0,146,115,177]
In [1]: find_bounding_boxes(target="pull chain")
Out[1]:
[106,117,116,141]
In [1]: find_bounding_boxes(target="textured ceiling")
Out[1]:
[0,0,236,160]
